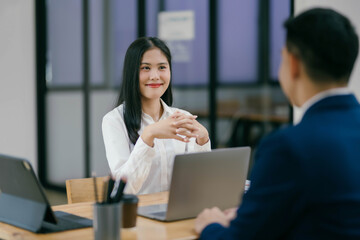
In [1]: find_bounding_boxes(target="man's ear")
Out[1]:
[289,52,301,80]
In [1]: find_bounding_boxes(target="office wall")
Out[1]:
[0,1,37,169]
[295,0,360,100]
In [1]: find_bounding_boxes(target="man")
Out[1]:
[195,8,360,239]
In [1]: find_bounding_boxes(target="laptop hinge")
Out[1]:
[43,205,57,224]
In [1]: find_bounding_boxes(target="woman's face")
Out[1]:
[139,47,171,102]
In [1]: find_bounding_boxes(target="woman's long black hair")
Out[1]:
[117,37,173,145]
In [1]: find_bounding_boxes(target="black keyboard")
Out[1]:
[39,211,92,233]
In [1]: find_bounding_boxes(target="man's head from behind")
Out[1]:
[279,8,359,106]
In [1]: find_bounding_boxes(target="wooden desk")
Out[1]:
[0,192,197,240]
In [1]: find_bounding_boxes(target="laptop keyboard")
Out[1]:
[39,211,92,233]
[138,204,168,220]
[150,211,166,217]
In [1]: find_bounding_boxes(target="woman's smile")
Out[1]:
[146,83,163,88]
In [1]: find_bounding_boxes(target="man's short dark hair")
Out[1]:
[284,8,359,83]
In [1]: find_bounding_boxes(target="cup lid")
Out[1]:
[122,194,139,203]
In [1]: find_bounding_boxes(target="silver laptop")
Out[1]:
[137,146,251,221]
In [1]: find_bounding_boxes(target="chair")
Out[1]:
[65,176,108,204]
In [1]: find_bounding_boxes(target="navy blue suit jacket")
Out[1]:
[201,94,360,240]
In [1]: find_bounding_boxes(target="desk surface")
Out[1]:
[0,191,197,240]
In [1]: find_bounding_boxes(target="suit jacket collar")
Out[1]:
[301,94,360,122]
[295,88,352,124]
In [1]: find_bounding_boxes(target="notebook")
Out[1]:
[0,154,92,233]
[137,146,251,221]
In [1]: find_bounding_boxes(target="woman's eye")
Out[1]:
[159,66,166,70]
[141,66,150,70]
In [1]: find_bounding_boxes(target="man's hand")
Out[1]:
[195,207,233,235]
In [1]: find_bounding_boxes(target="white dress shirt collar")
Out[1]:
[293,87,352,125]
[142,99,174,122]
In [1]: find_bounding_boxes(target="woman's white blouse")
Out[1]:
[102,100,211,195]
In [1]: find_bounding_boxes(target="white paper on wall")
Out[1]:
[158,10,195,41]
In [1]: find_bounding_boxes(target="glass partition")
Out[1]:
[146,0,209,86]
[218,0,259,84]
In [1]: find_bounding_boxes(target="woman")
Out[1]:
[102,37,210,195]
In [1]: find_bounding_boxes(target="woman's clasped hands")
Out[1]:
[141,111,209,147]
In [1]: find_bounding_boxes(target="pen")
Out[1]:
[102,178,108,204]
[111,177,127,203]
[106,174,115,203]
[92,172,99,203]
